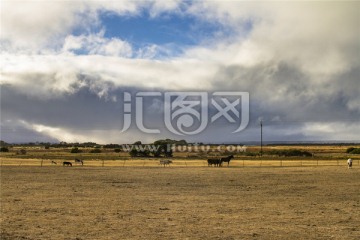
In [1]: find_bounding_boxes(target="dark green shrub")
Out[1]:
[129,149,150,157]
[350,148,360,154]
[70,147,82,153]
[346,147,355,153]
[104,144,121,149]
[0,147,9,152]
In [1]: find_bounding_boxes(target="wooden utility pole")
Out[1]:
[260,120,263,157]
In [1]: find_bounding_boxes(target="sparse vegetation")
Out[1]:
[90,148,102,153]
[18,149,27,155]
[267,149,313,157]
[245,152,259,157]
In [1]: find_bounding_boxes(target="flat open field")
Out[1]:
[1,166,359,239]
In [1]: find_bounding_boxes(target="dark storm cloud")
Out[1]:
[1,77,359,144]
[1,85,122,131]
[212,62,360,123]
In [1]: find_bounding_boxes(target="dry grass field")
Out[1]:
[1,145,359,239]
[1,165,360,239]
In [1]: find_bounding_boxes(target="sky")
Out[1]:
[1,0,359,144]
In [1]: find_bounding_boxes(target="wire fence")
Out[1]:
[1,158,359,168]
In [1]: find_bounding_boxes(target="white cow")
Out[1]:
[347,158,353,169]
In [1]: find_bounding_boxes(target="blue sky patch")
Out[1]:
[99,10,236,53]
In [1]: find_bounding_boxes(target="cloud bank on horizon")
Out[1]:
[1,0,359,144]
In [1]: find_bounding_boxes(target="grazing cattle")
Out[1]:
[63,161,72,167]
[160,159,172,167]
[51,161,57,165]
[347,158,353,169]
[75,158,84,165]
[221,155,234,166]
[207,158,223,167]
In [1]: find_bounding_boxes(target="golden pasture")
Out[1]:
[1,145,359,239]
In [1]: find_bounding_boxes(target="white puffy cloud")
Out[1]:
[0,0,84,53]
[189,1,360,75]
[62,31,133,57]
[1,53,217,98]
[149,0,182,17]
[1,53,79,98]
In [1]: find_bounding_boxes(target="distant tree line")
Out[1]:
[266,149,313,157]
[0,139,187,156]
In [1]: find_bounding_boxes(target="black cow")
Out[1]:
[221,155,234,166]
[63,161,72,167]
[207,159,223,167]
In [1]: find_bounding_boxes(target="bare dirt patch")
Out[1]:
[1,166,359,239]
